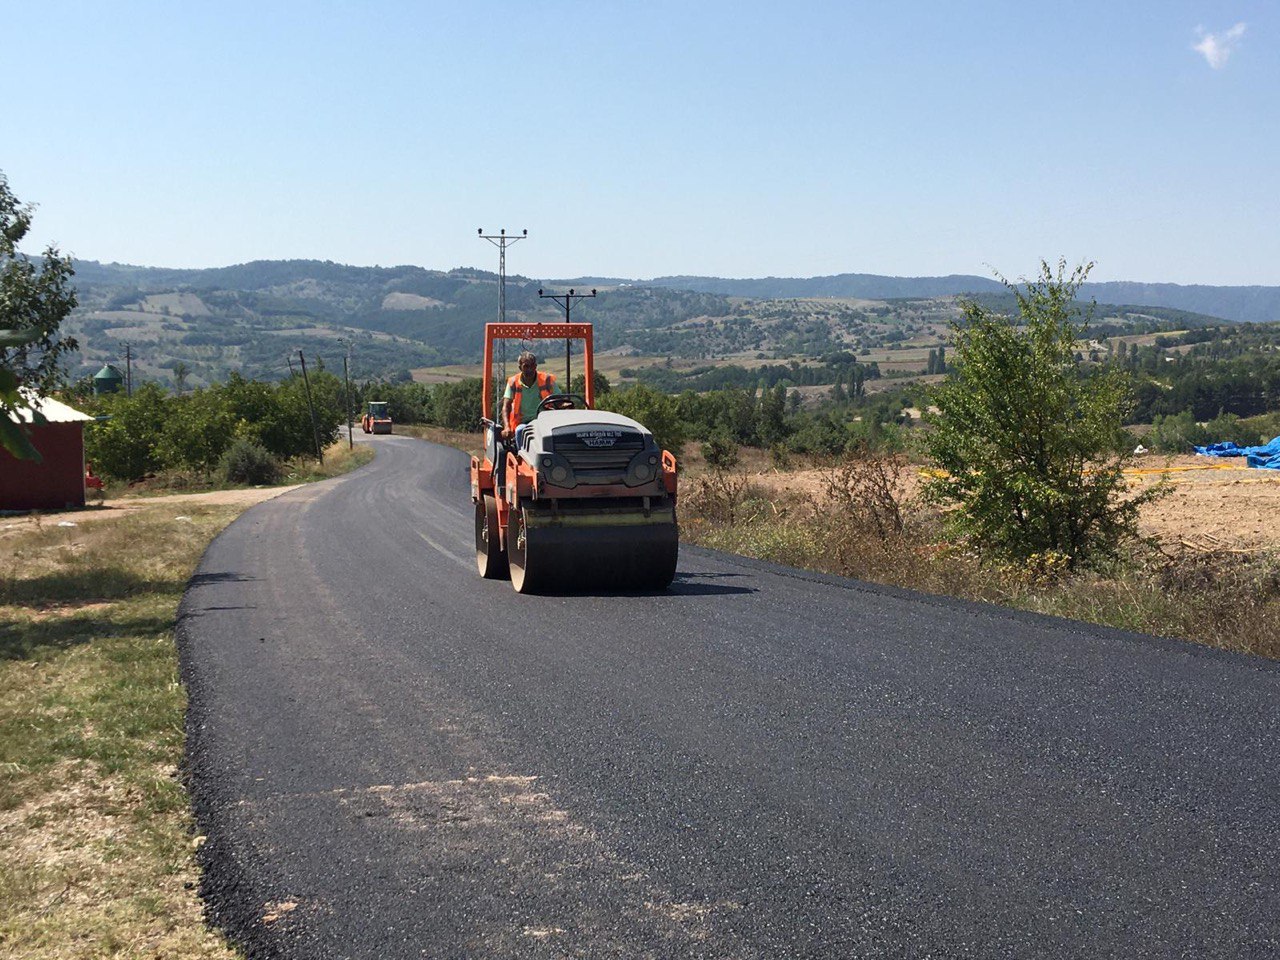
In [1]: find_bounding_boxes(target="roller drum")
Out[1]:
[508,503,678,594]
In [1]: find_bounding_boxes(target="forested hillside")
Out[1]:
[641,273,1280,323]
[63,258,1252,389]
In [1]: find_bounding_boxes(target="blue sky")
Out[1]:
[6,1,1277,284]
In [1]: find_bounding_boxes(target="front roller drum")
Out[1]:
[475,494,508,579]
[508,505,679,594]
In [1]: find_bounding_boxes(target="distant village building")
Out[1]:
[93,364,125,395]
[1,394,95,511]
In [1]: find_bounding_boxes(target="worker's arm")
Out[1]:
[500,385,515,439]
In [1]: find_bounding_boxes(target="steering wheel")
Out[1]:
[537,393,586,413]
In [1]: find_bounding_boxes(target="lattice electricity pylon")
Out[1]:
[478,228,527,325]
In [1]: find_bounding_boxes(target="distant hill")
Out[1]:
[62,259,1267,388]
[631,273,1280,324]
[1079,282,1280,324]
[640,273,1005,300]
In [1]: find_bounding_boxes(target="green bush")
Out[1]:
[700,434,740,470]
[599,383,688,453]
[1149,410,1262,454]
[220,438,280,485]
[923,260,1160,568]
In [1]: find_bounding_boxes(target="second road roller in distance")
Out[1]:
[362,400,393,434]
[469,321,679,593]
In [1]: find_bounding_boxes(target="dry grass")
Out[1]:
[682,448,1280,660]
[283,439,375,483]
[0,506,246,957]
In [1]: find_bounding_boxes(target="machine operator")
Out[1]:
[501,351,569,447]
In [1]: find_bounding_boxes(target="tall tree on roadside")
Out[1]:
[923,259,1159,568]
[0,172,78,459]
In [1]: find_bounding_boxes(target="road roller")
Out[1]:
[469,321,679,593]
[362,401,392,435]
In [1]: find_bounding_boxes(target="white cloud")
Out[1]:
[1194,23,1246,69]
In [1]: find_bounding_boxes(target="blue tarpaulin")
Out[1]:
[1194,435,1280,469]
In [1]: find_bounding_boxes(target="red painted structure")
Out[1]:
[1,395,93,511]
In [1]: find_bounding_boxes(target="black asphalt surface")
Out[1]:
[179,435,1280,959]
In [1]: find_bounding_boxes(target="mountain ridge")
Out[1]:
[70,259,1280,323]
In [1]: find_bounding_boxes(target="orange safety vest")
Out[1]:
[506,371,556,434]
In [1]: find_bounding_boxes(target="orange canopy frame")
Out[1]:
[481,322,595,422]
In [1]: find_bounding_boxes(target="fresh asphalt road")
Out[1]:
[179,435,1279,959]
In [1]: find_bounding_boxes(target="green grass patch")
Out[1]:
[0,506,242,958]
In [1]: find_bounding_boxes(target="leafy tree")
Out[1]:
[85,383,169,479]
[923,260,1159,568]
[83,374,348,480]
[569,369,612,397]
[433,378,483,431]
[784,412,847,455]
[0,172,78,459]
[757,383,789,446]
[271,372,344,458]
[599,383,688,453]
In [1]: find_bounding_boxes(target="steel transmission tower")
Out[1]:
[477,228,527,324]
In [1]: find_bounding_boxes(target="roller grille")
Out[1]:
[553,429,645,475]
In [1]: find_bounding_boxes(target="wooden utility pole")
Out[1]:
[343,343,354,450]
[298,350,323,462]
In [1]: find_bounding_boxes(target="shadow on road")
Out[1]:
[187,571,260,588]
[667,571,756,596]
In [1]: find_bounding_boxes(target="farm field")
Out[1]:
[695,449,1280,553]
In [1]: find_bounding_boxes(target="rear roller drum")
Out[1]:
[475,494,508,579]
[509,506,550,594]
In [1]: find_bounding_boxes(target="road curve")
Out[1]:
[179,435,1280,959]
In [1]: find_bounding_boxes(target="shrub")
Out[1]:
[700,434,740,470]
[220,438,280,485]
[923,260,1161,568]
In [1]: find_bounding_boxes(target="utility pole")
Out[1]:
[125,343,133,397]
[297,350,323,462]
[287,352,296,377]
[538,287,596,389]
[342,341,354,451]
[478,228,528,325]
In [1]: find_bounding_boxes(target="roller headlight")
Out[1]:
[626,452,656,486]
[539,453,575,487]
